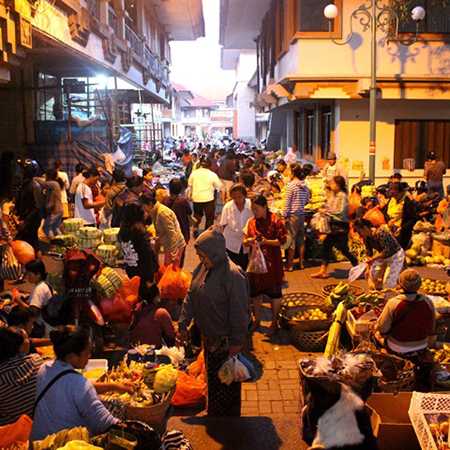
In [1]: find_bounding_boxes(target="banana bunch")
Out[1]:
[33,427,89,450]
[355,291,383,307]
[327,282,352,308]
[432,345,450,365]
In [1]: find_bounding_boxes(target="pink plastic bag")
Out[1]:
[247,243,268,274]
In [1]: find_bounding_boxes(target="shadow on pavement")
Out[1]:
[169,415,290,450]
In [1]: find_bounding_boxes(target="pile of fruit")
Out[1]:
[291,308,328,322]
[427,415,450,450]
[305,179,326,211]
[422,278,449,295]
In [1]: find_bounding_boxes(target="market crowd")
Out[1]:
[0,143,447,444]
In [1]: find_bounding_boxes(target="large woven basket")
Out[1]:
[125,390,173,428]
[371,352,415,393]
[279,292,327,329]
[290,327,328,352]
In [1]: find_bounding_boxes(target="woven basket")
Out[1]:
[279,292,327,329]
[283,305,332,331]
[322,283,364,298]
[371,352,415,393]
[125,390,173,428]
[290,327,328,352]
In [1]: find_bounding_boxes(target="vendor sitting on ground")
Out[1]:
[375,269,436,355]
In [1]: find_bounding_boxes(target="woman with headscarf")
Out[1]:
[179,228,250,417]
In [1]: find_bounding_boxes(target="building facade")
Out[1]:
[0,0,204,164]
[221,0,450,184]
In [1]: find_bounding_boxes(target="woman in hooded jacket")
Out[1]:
[179,227,250,417]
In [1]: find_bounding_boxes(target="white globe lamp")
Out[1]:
[324,3,339,20]
[411,6,426,22]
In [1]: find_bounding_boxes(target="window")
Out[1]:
[305,110,315,155]
[394,120,450,169]
[294,0,342,38]
[321,108,332,159]
[399,0,450,35]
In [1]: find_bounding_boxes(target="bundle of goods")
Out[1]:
[92,267,124,298]
[33,427,90,450]
[422,279,449,296]
[305,179,326,211]
[432,345,450,389]
[96,244,119,267]
[323,282,364,307]
[347,302,383,337]
[361,184,376,199]
[103,227,120,244]
[76,227,103,250]
[62,218,85,234]
[101,359,177,426]
[299,352,380,400]
[409,392,450,450]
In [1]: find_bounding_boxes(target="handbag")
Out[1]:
[0,244,23,280]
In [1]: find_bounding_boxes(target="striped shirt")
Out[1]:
[283,179,311,217]
[0,353,44,425]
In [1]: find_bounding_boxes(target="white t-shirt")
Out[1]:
[188,168,222,203]
[29,281,53,332]
[57,171,70,204]
[220,199,253,254]
[70,173,85,195]
[74,183,96,224]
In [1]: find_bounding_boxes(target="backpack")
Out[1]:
[41,283,72,326]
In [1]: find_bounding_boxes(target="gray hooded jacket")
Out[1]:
[179,227,250,347]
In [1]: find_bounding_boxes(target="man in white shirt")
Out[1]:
[219,184,253,270]
[322,152,348,184]
[188,156,223,236]
[55,160,70,218]
[74,168,105,226]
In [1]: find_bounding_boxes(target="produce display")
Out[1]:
[33,427,89,450]
[414,221,436,233]
[305,178,326,211]
[326,282,352,308]
[422,279,449,295]
[361,185,376,199]
[426,414,450,450]
[102,228,120,244]
[292,308,328,321]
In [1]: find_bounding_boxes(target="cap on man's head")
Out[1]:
[399,269,422,293]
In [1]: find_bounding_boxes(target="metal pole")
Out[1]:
[369,0,377,183]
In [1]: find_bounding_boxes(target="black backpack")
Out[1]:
[41,283,72,326]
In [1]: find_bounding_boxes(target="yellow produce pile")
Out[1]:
[422,279,449,295]
[292,308,327,322]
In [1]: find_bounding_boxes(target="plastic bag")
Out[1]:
[158,264,192,300]
[171,371,206,407]
[348,262,368,282]
[118,276,140,306]
[188,351,206,379]
[218,356,251,385]
[247,243,268,274]
[99,292,132,324]
[155,346,185,367]
[310,212,330,234]
[0,415,32,448]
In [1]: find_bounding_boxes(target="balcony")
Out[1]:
[125,24,143,58]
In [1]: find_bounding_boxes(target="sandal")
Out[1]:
[311,272,330,279]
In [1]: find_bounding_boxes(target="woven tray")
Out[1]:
[322,283,365,298]
[281,305,332,331]
[290,328,328,352]
[279,292,327,330]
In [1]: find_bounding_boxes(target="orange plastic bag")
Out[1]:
[0,414,32,447]
[188,350,206,379]
[157,264,192,300]
[171,371,206,407]
[118,275,140,305]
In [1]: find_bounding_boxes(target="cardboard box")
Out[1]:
[368,392,420,450]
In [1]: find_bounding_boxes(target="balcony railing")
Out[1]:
[108,6,119,35]
[125,24,143,57]
[87,0,100,20]
[143,45,170,86]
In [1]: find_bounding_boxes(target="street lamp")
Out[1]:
[324,1,426,183]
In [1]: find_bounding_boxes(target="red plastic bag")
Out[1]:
[0,414,32,448]
[157,264,191,300]
[99,292,132,324]
[171,371,206,407]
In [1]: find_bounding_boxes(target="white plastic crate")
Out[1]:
[408,391,450,450]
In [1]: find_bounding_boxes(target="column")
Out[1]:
[112,0,125,40]
[313,104,321,160]
[98,0,108,25]
[286,109,295,152]
[135,0,144,36]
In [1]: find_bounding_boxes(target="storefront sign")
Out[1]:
[19,17,32,48]
[352,160,364,172]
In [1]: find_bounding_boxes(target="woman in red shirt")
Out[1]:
[244,195,287,333]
